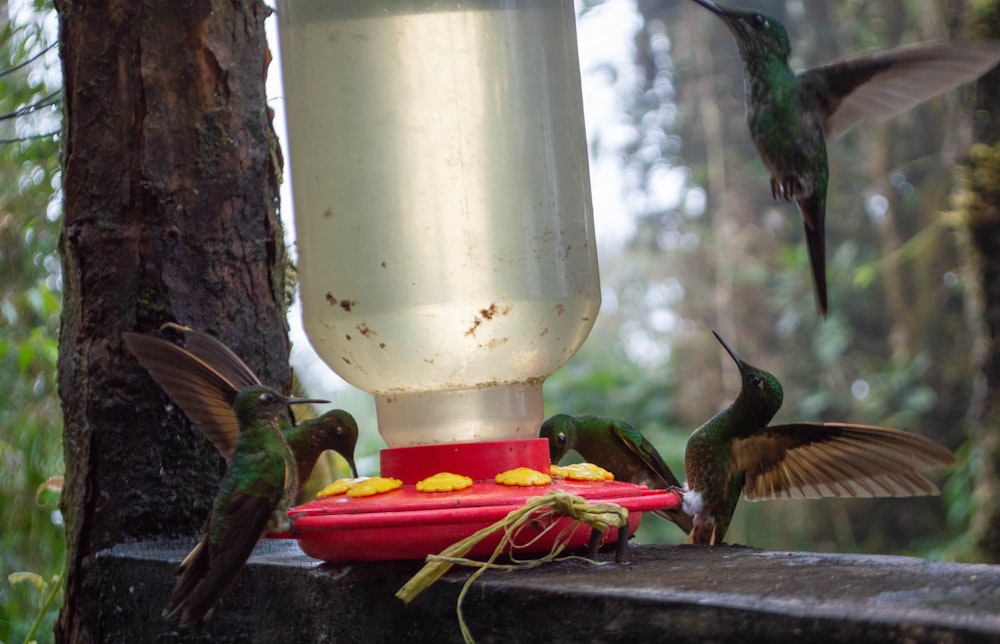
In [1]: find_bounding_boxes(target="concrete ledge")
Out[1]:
[88,540,1000,642]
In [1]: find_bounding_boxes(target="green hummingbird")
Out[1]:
[540,414,694,535]
[124,324,359,487]
[683,331,956,545]
[161,384,327,625]
[690,0,1000,316]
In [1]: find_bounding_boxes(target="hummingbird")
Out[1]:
[683,331,957,545]
[690,0,1000,316]
[540,414,694,535]
[123,324,359,488]
[162,384,328,625]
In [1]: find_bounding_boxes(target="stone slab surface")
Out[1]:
[85,540,1000,643]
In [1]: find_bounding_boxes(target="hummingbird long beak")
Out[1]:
[690,0,727,16]
[712,330,744,368]
[286,397,330,406]
[690,0,759,34]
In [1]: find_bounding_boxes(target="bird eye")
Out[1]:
[751,375,764,390]
[749,14,768,30]
[259,392,276,404]
[557,432,567,447]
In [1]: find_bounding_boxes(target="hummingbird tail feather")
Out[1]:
[798,191,828,316]
[164,537,210,621]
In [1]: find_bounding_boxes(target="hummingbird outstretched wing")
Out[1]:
[611,423,695,534]
[124,332,243,459]
[611,423,684,489]
[160,323,261,390]
[732,422,956,501]
[801,42,1000,142]
[161,324,300,429]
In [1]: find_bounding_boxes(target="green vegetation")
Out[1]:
[0,1,64,641]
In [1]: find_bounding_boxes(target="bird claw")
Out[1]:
[770,176,799,202]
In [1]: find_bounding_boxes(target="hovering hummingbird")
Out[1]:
[124,324,359,487]
[161,384,326,625]
[683,331,956,545]
[540,414,694,535]
[690,0,1000,316]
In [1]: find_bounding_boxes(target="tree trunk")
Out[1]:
[54,1,287,641]
[965,1,1000,563]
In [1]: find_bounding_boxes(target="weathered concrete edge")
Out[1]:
[526,552,1000,631]
[85,540,1000,643]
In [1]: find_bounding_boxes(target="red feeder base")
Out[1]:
[286,438,683,562]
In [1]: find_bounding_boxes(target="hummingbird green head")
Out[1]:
[691,0,790,63]
[712,330,783,428]
[539,413,576,464]
[232,386,328,428]
[292,409,360,481]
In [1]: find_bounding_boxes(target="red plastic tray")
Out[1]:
[283,438,684,562]
[288,478,682,562]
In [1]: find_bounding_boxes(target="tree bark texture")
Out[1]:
[965,140,1000,562]
[55,1,286,641]
[965,1,1000,563]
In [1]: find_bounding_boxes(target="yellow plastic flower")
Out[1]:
[495,467,551,487]
[315,478,361,498]
[550,463,615,482]
[347,476,403,497]
[416,472,474,493]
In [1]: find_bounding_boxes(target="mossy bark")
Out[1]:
[963,140,1000,562]
[54,1,287,641]
[964,0,1000,563]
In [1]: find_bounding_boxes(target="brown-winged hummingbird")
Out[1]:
[124,324,359,487]
[683,331,956,545]
[690,0,1000,316]
[162,384,327,625]
[540,414,694,535]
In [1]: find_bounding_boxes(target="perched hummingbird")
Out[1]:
[683,331,956,545]
[124,324,359,487]
[540,414,694,535]
[162,384,327,625]
[690,0,1000,316]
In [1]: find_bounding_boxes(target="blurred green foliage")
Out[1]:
[0,1,64,641]
[543,0,979,559]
